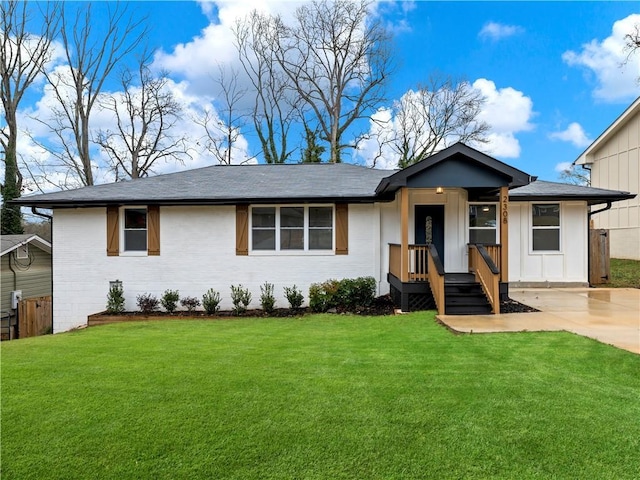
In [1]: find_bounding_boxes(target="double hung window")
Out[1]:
[532,204,560,251]
[251,206,333,252]
[469,204,497,244]
[123,208,147,252]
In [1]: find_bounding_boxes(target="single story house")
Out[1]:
[16,143,634,333]
[1,234,52,339]
[574,96,640,260]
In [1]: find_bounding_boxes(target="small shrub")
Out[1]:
[337,276,376,310]
[309,279,339,312]
[309,277,376,313]
[161,289,180,313]
[180,296,201,313]
[202,289,222,315]
[284,285,304,310]
[260,282,276,314]
[230,284,252,316]
[136,293,159,314]
[106,282,125,314]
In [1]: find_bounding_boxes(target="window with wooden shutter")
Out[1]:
[106,206,119,256]
[147,205,160,256]
[236,205,249,255]
[335,203,348,255]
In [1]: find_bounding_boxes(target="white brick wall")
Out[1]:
[52,204,384,332]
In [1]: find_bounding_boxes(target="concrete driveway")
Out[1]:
[438,288,640,354]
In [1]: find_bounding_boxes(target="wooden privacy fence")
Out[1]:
[18,296,52,338]
[589,229,610,285]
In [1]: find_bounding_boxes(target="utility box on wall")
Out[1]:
[11,290,22,310]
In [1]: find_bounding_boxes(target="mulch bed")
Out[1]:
[89,295,536,326]
[500,297,540,313]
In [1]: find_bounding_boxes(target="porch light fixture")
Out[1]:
[436,187,444,194]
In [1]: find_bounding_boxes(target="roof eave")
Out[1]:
[574,96,640,166]
[509,193,636,206]
[13,194,391,209]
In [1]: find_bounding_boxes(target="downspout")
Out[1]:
[31,207,54,334]
[8,253,18,338]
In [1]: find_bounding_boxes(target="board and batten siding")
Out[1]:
[1,247,52,312]
[508,201,588,286]
[588,112,640,260]
[52,205,383,333]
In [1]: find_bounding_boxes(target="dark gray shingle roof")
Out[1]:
[509,180,635,205]
[16,163,397,207]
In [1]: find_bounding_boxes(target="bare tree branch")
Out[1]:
[194,65,254,165]
[391,76,490,168]
[95,53,189,180]
[271,0,393,163]
[35,2,147,186]
[1,0,60,233]
[234,11,299,164]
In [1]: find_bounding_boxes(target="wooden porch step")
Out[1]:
[444,276,492,315]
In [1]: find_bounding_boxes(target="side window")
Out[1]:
[248,205,335,252]
[309,207,333,250]
[252,207,276,250]
[532,204,560,251]
[469,204,497,244]
[280,207,304,250]
[123,208,147,251]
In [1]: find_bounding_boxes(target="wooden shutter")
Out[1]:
[236,205,249,255]
[106,206,119,256]
[335,203,348,255]
[147,205,160,256]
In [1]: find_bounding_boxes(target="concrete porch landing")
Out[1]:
[437,288,640,354]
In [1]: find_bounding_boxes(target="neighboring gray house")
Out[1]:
[574,96,640,260]
[1,235,52,338]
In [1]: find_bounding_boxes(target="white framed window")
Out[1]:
[251,205,334,253]
[532,203,560,251]
[468,203,498,244]
[122,207,148,252]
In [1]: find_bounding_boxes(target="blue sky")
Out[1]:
[9,1,640,189]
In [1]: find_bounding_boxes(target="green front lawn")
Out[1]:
[608,258,640,288]
[2,315,639,479]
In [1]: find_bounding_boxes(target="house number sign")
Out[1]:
[501,190,508,225]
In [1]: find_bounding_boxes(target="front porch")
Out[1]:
[376,143,534,314]
[388,243,506,315]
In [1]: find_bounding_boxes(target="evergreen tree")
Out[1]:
[301,126,326,163]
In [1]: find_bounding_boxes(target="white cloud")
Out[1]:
[354,79,535,167]
[554,161,573,173]
[473,78,534,158]
[549,122,592,148]
[563,14,640,102]
[479,21,524,41]
[153,1,304,98]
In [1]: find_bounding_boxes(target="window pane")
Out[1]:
[533,229,559,251]
[281,207,304,227]
[469,229,496,244]
[253,230,275,250]
[125,230,147,251]
[281,229,304,250]
[252,207,276,227]
[309,207,332,227]
[469,205,496,227]
[309,228,332,250]
[124,208,146,229]
[533,204,559,226]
